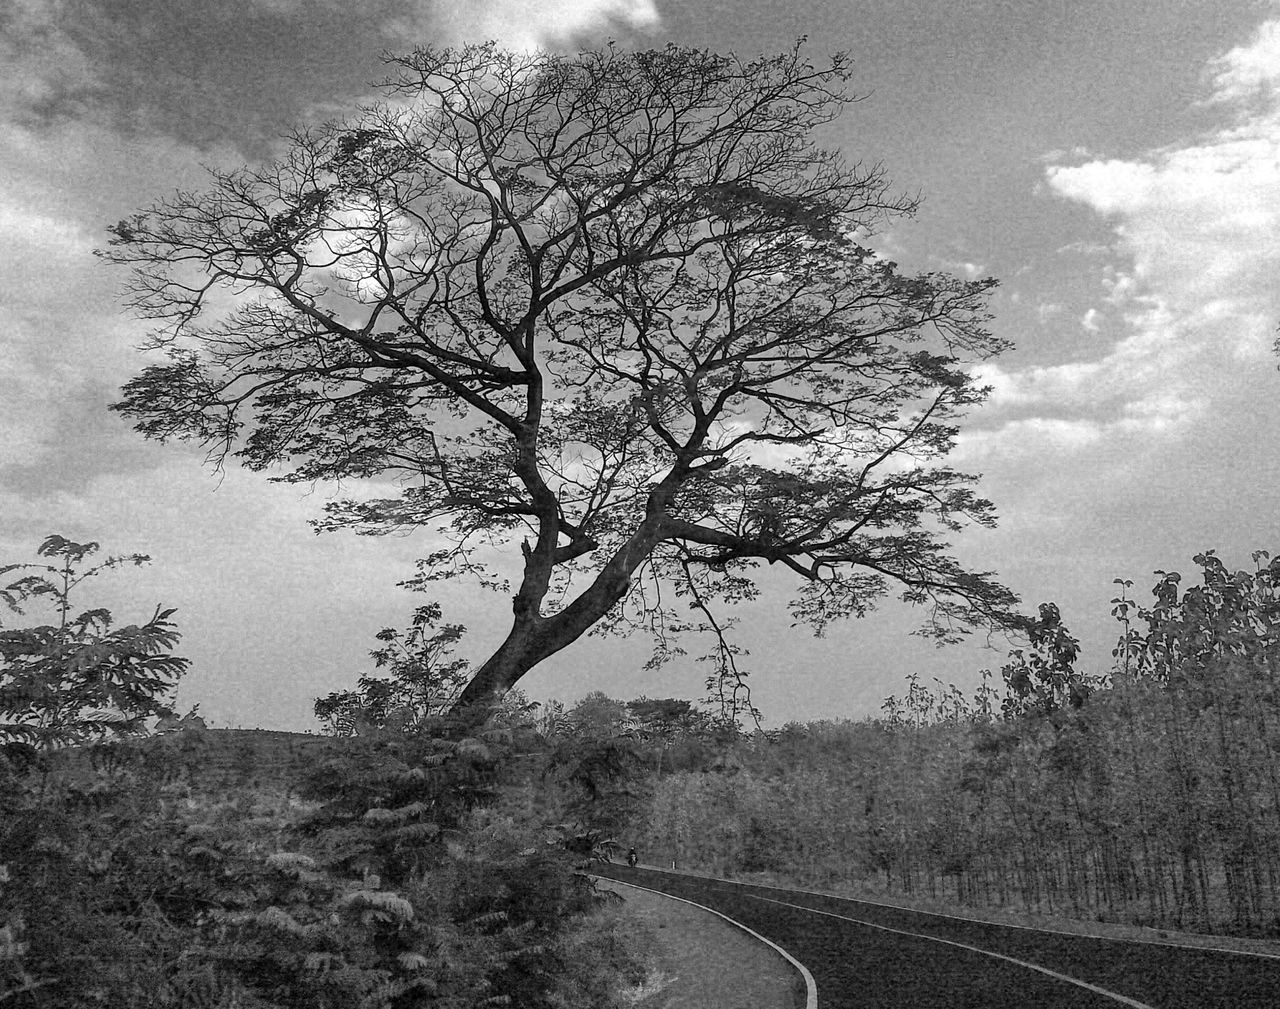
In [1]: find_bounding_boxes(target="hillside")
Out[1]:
[49,727,333,794]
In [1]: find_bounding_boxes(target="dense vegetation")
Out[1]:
[623,551,1280,938]
[292,544,1280,946]
[6,535,1280,1009]
[0,715,660,1007]
[1,535,188,747]
[0,538,653,1007]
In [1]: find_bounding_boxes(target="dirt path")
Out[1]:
[599,878,808,1009]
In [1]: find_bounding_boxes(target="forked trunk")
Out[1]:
[447,547,648,735]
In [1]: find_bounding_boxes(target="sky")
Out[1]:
[2,0,1279,730]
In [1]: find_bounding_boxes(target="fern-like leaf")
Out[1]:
[254,905,307,935]
[265,851,317,873]
[395,952,431,971]
[338,889,415,923]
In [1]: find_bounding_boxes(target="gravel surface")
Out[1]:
[599,878,808,1009]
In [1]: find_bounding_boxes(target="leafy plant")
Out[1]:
[314,604,468,736]
[0,717,651,1007]
[999,602,1101,718]
[0,535,188,748]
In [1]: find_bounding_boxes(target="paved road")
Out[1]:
[596,865,1280,1008]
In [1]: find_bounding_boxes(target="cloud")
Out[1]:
[1045,12,1280,356]
[0,1,100,126]
[0,202,90,257]
[0,55,255,494]
[0,196,95,316]
[0,154,200,491]
[246,0,310,12]
[967,12,1280,464]
[392,0,662,49]
[941,258,987,280]
[1055,240,1112,257]
[0,185,132,484]
[1038,145,1092,164]
[1201,15,1280,108]
[0,337,58,464]
[959,417,1103,459]
[1036,302,1063,323]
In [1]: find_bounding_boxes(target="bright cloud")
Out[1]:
[938,258,987,280]
[1046,14,1280,355]
[970,13,1280,458]
[0,198,92,259]
[1202,14,1280,107]
[394,0,661,49]
[958,417,1103,462]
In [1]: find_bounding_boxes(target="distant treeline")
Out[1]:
[620,552,1280,938]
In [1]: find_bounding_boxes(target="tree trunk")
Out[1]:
[447,502,671,734]
[449,529,667,734]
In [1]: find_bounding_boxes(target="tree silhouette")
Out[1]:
[104,42,1017,730]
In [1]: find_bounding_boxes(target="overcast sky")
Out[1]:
[3,0,1279,730]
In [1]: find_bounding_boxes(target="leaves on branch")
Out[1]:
[0,536,188,748]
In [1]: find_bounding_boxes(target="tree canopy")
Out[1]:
[104,42,1018,729]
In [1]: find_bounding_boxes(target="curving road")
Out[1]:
[596,865,1280,1008]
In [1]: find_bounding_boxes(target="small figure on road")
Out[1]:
[627,847,638,868]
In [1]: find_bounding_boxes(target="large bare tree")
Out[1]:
[104,43,1018,730]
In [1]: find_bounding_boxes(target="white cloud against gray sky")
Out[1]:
[393,0,661,49]
[2,0,1279,728]
[963,10,1280,463]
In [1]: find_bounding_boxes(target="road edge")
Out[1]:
[601,875,818,1009]
[635,864,1280,960]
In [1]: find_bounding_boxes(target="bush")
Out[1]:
[0,724,654,1007]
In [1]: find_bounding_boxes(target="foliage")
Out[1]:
[295,721,518,885]
[880,669,998,728]
[0,722,651,1007]
[1113,549,1280,687]
[104,41,1018,729]
[626,696,703,737]
[627,696,715,772]
[314,604,469,736]
[542,693,648,839]
[999,602,1101,718]
[0,535,188,748]
[630,549,1280,937]
[879,602,1099,725]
